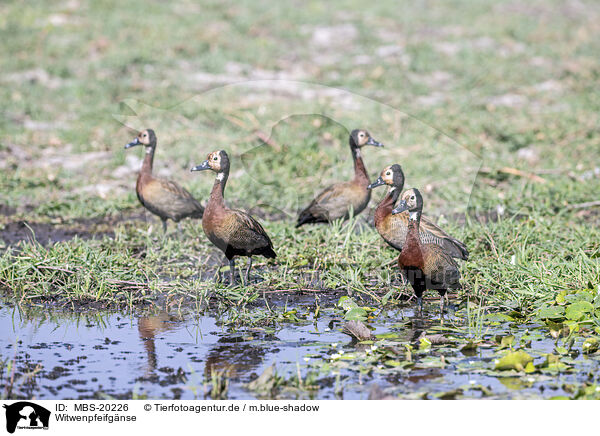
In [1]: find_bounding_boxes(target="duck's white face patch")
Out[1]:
[145,146,153,154]
[409,211,419,221]
[216,172,225,181]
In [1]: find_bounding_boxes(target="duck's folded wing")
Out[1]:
[420,216,469,260]
[227,210,274,249]
[152,178,204,216]
[298,182,355,222]
[422,244,461,288]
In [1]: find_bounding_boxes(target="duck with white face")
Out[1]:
[191,150,276,285]
[392,188,462,314]
[124,129,204,233]
[368,164,469,260]
[296,128,384,227]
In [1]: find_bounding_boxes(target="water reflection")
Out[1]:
[137,311,182,374]
[204,340,267,379]
[1,299,577,400]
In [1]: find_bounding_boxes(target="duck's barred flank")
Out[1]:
[296,129,384,227]
[369,164,469,260]
[125,129,204,233]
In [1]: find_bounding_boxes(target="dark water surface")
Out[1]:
[1,296,597,400]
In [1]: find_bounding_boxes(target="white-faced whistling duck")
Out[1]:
[368,164,469,260]
[296,129,383,227]
[191,150,276,285]
[125,129,204,233]
[392,188,462,313]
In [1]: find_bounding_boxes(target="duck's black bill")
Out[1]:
[367,176,385,190]
[367,137,384,147]
[124,137,140,149]
[191,160,211,172]
[392,200,409,215]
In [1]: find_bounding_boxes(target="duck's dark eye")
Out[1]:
[411,196,415,200]
[386,172,391,176]
[143,134,147,137]
[213,156,218,161]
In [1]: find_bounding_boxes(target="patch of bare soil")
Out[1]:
[0,204,16,216]
[0,212,145,246]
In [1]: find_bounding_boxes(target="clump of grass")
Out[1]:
[204,366,230,399]
[0,238,156,307]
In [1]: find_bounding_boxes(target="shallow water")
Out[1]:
[0,297,355,399]
[1,296,598,400]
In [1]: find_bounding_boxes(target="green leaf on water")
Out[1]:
[282,309,300,322]
[375,332,400,339]
[495,350,534,371]
[340,352,359,360]
[537,305,565,320]
[419,337,432,350]
[540,354,569,371]
[343,307,367,321]
[484,313,515,322]
[338,296,358,310]
[495,334,515,349]
[524,361,536,373]
[555,345,568,355]
[564,291,594,303]
[565,301,594,321]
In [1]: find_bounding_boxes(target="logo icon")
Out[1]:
[2,402,50,434]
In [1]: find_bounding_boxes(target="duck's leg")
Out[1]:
[161,218,168,234]
[229,258,236,286]
[244,258,253,284]
[414,280,425,316]
[439,293,445,319]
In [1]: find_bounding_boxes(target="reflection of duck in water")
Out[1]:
[138,312,180,374]
[203,337,267,379]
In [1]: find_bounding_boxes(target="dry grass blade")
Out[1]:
[479,167,547,184]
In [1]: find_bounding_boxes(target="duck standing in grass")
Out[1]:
[191,150,276,285]
[296,129,383,227]
[125,129,204,233]
[392,188,462,313]
[368,164,469,260]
